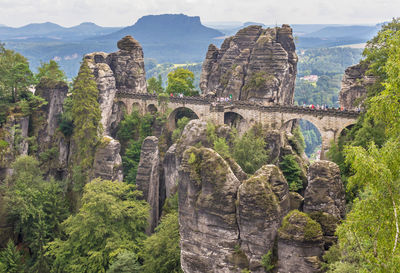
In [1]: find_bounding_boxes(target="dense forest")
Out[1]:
[0,18,400,272]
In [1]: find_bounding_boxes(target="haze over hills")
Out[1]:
[0,13,380,78]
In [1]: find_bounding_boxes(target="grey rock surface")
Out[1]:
[84,35,147,134]
[92,136,123,182]
[136,136,160,233]
[200,25,297,105]
[238,165,289,272]
[339,62,375,110]
[179,147,242,273]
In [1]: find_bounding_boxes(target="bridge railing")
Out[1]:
[116,91,360,118]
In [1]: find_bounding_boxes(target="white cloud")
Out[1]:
[0,0,398,27]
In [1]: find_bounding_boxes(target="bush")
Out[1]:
[279,154,303,191]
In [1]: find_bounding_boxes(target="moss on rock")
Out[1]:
[279,210,323,242]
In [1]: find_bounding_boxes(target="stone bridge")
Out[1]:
[116,92,359,158]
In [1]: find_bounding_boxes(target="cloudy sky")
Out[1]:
[0,0,398,27]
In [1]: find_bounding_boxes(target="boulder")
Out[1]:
[237,165,289,272]
[92,136,123,182]
[136,136,160,233]
[200,25,297,105]
[277,210,324,273]
[179,147,242,273]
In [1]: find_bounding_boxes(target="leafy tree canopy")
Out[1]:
[47,178,149,273]
[166,68,198,96]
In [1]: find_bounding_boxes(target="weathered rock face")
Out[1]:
[163,143,179,198]
[238,165,289,272]
[179,147,242,273]
[32,79,69,177]
[92,136,123,182]
[304,161,346,248]
[339,62,375,110]
[277,210,324,273]
[136,136,160,233]
[200,24,297,105]
[304,161,345,219]
[35,80,68,141]
[84,35,146,134]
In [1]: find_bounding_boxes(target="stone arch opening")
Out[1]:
[282,119,322,160]
[168,107,199,130]
[131,102,141,114]
[224,112,247,134]
[147,104,158,114]
[338,123,356,141]
[110,101,127,137]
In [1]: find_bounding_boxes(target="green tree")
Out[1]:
[0,240,24,273]
[117,110,154,184]
[4,156,68,272]
[279,154,303,192]
[36,60,66,83]
[171,116,190,142]
[147,75,164,94]
[0,44,34,103]
[71,60,102,170]
[166,68,198,96]
[47,178,149,273]
[107,252,141,273]
[140,211,182,273]
[232,129,268,174]
[327,23,400,272]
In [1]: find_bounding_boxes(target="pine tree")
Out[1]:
[71,60,102,170]
[0,240,24,273]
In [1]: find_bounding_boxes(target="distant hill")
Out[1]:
[0,22,122,41]
[2,14,224,78]
[0,15,382,79]
[297,25,379,48]
[94,14,224,64]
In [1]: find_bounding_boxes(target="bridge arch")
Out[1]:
[281,118,323,160]
[147,104,158,114]
[167,106,200,130]
[224,112,247,134]
[337,121,357,141]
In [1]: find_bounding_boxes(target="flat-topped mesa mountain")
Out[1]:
[200,24,298,105]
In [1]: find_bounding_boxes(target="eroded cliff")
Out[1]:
[200,24,298,105]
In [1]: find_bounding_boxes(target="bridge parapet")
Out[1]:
[116,91,360,118]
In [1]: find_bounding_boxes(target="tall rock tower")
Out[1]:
[200,25,298,105]
[84,35,147,134]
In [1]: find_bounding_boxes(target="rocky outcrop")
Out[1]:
[84,35,146,134]
[238,165,289,272]
[339,62,375,110]
[200,25,297,105]
[277,210,324,273]
[304,161,346,248]
[304,161,345,219]
[92,136,123,182]
[136,136,160,233]
[179,147,242,273]
[163,143,179,198]
[31,79,69,177]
